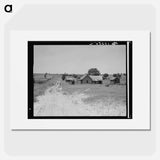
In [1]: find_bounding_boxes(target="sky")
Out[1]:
[34,45,126,74]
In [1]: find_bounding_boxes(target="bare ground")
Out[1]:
[34,81,126,116]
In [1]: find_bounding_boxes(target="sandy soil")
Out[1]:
[34,82,126,116]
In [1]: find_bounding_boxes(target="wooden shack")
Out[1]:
[80,74,103,84]
[109,76,120,84]
[65,76,76,84]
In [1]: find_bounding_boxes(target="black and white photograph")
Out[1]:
[28,41,132,119]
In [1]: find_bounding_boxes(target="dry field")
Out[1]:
[34,74,126,116]
[34,74,60,102]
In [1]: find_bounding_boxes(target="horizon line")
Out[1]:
[33,72,126,75]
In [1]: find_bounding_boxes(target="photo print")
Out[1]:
[28,41,132,119]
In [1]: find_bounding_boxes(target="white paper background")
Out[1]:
[1,1,159,159]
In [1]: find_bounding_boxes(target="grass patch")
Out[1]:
[34,74,62,102]
[61,82,126,115]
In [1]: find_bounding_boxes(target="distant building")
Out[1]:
[65,76,76,84]
[107,76,120,84]
[80,74,92,84]
[80,74,103,84]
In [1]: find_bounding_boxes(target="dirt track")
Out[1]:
[34,83,93,116]
[34,82,126,116]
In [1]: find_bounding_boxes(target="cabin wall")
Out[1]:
[81,76,92,84]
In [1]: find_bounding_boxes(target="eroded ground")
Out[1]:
[34,77,126,116]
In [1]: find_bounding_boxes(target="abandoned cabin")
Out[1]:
[110,76,120,84]
[106,75,126,85]
[80,74,103,84]
[106,76,120,85]
[65,76,76,84]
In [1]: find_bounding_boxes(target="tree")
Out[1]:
[103,73,109,79]
[88,68,100,76]
[44,73,47,79]
[113,73,121,78]
[72,74,78,78]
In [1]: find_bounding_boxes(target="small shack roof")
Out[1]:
[80,74,103,81]
[80,74,88,80]
[89,75,103,81]
[65,76,75,81]
[107,75,118,81]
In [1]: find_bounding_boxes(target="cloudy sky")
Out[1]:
[34,45,126,74]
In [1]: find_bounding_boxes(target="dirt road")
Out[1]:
[34,82,93,116]
[34,82,125,116]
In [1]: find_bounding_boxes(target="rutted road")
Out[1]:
[34,82,125,116]
[34,83,94,116]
